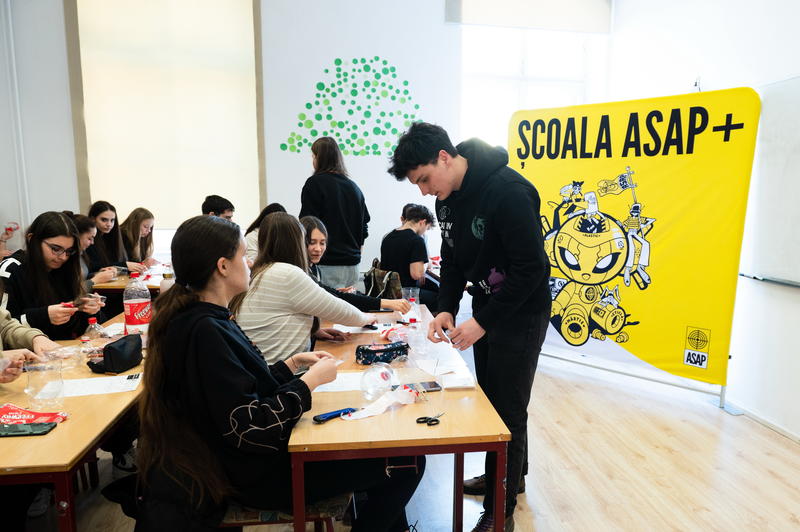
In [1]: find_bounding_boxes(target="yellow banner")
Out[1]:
[508,88,760,385]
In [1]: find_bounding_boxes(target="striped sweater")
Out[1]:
[236,262,368,363]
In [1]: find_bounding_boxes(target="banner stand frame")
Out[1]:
[541,351,743,416]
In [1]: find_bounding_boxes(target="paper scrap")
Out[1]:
[39,374,142,398]
[313,371,365,393]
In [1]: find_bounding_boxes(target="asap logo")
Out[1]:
[684,350,708,369]
[683,326,710,369]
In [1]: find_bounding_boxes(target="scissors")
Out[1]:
[416,412,444,426]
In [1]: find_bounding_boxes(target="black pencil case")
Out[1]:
[355,342,409,365]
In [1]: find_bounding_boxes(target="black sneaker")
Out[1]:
[463,474,526,495]
[112,447,137,479]
[470,511,515,532]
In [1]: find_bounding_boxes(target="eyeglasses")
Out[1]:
[43,240,77,258]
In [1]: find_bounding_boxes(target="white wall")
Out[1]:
[609,0,800,439]
[259,0,459,268]
[0,0,79,245]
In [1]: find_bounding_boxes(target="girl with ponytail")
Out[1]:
[136,215,424,531]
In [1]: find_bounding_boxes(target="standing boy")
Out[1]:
[389,122,551,532]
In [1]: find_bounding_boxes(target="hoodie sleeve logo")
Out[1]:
[471,216,486,240]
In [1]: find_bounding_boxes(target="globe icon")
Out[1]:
[688,329,708,350]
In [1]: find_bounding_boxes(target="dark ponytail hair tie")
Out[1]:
[174,278,189,288]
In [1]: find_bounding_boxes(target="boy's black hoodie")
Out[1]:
[435,139,551,331]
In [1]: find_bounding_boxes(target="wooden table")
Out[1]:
[92,274,161,292]
[0,315,142,531]
[289,308,510,532]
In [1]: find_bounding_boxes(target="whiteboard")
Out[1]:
[740,76,800,286]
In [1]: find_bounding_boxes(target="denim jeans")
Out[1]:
[316,264,359,289]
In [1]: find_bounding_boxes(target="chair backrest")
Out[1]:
[363,258,402,299]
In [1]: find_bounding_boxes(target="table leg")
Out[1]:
[493,445,506,532]
[53,472,77,532]
[453,452,464,531]
[291,453,306,532]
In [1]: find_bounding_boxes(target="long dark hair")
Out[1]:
[311,136,348,176]
[230,212,307,316]
[138,215,241,506]
[119,207,154,262]
[2,212,84,305]
[299,215,328,245]
[244,202,286,235]
[88,201,127,265]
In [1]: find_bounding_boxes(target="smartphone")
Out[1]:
[0,422,57,437]
[312,407,357,424]
[418,381,442,392]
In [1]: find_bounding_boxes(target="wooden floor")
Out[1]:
[29,355,800,531]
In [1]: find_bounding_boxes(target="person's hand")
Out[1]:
[290,351,335,370]
[48,304,78,325]
[142,257,159,267]
[76,296,104,315]
[427,312,455,343]
[92,268,116,284]
[314,328,350,342]
[0,249,11,258]
[31,335,59,358]
[299,357,338,390]
[126,261,146,274]
[0,349,35,383]
[363,314,378,326]
[336,286,356,293]
[447,317,486,351]
[381,298,411,314]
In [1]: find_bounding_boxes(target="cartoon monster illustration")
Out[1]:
[542,167,653,346]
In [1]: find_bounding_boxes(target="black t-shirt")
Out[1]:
[380,229,428,287]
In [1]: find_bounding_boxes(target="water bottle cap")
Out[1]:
[409,318,417,323]
[80,336,89,342]
[130,272,140,278]
[88,317,97,324]
[409,298,416,303]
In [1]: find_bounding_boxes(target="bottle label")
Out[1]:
[124,300,152,325]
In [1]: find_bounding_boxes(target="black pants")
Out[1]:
[242,456,426,532]
[0,483,40,530]
[472,303,550,516]
[136,456,424,532]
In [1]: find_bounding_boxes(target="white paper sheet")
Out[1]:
[39,373,142,398]
[332,323,396,334]
[313,371,365,392]
[102,323,126,336]
[440,369,476,389]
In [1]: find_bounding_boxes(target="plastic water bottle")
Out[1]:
[159,265,175,293]
[123,272,152,335]
[83,317,105,340]
[80,317,106,356]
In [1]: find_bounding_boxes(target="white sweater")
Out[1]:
[244,229,259,264]
[236,262,368,363]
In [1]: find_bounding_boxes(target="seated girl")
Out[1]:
[120,207,158,267]
[136,215,424,531]
[65,212,116,291]
[233,213,375,363]
[300,216,411,314]
[0,211,104,340]
[85,201,146,274]
[243,202,286,266]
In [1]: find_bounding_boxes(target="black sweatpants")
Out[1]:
[472,303,550,516]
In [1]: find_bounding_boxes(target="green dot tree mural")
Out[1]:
[280,56,422,156]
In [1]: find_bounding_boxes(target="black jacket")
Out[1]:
[0,250,94,340]
[300,172,370,266]
[147,302,311,511]
[435,139,551,330]
[85,242,127,273]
